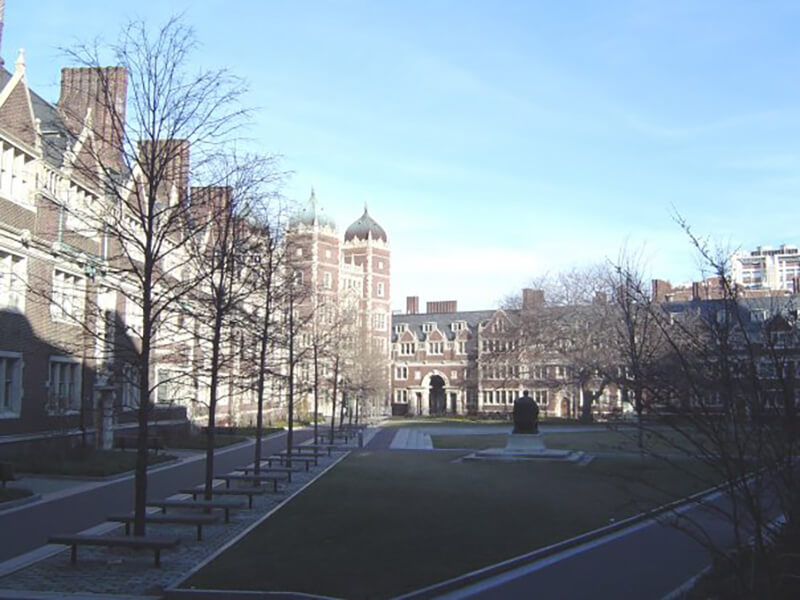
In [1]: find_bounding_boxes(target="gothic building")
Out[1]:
[288,190,392,418]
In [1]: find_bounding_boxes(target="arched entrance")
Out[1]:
[429,375,446,415]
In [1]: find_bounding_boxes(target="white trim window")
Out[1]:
[51,269,84,323]
[323,271,332,290]
[395,366,408,380]
[0,250,25,311]
[48,357,81,413]
[122,364,140,410]
[373,312,386,331]
[377,281,385,297]
[428,341,443,355]
[0,352,22,417]
[400,342,415,355]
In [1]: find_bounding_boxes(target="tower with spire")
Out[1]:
[288,190,392,417]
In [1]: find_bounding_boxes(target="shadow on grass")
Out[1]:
[12,447,175,477]
[184,449,715,599]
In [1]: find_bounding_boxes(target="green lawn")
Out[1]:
[0,487,34,504]
[12,448,175,477]
[430,430,691,454]
[165,433,249,450]
[185,450,716,599]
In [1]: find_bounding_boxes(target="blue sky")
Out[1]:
[6,1,800,310]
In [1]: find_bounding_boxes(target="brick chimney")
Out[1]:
[651,279,672,303]
[427,300,457,313]
[138,138,190,204]
[522,288,545,310]
[406,296,419,315]
[58,66,128,170]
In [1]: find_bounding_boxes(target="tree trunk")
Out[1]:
[313,343,319,445]
[580,384,594,424]
[253,288,271,479]
[286,295,294,466]
[204,309,224,501]
[330,357,339,445]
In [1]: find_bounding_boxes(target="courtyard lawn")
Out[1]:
[12,448,175,477]
[0,487,33,504]
[165,433,249,450]
[430,429,690,454]
[184,450,717,599]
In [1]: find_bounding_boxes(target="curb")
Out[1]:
[0,493,41,511]
[395,482,725,599]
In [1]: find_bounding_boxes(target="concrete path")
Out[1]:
[435,491,753,600]
[0,429,311,564]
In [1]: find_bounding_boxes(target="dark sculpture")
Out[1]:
[512,391,539,434]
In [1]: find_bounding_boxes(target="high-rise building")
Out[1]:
[732,244,800,293]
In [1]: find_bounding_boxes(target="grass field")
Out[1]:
[185,449,716,599]
[0,487,33,504]
[12,448,175,477]
[430,429,691,454]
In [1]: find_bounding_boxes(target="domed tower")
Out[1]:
[343,205,391,410]
[288,188,340,303]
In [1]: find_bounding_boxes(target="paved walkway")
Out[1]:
[0,430,312,563]
[0,429,355,598]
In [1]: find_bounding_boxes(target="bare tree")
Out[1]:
[54,16,251,536]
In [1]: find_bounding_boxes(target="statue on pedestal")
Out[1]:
[512,390,539,434]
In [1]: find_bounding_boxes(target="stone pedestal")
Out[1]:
[465,433,586,463]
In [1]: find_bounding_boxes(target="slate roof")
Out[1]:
[344,206,387,243]
[391,309,495,342]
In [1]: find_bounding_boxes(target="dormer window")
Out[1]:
[451,321,466,332]
[422,322,435,334]
[393,324,407,334]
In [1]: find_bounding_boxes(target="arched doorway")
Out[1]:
[429,375,446,415]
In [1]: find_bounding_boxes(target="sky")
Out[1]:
[5,1,800,310]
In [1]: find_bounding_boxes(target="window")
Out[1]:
[378,260,384,269]
[451,370,458,380]
[532,390,548,406]
[0,250,25,310]
[325,249,331,259]
[295,247,303,257]
[126,297,143,337]
[120,364,140,410]
[373,313,386,330]
[422,323,434,333]
[458,341,467,354]
[0,352,22,417]
[156,368,185,404]
[451,321,465,332]
[400,342,415,355]
[428,342,443,354]
[395,389,408,403]
[377,281,385,297]
[395,366,408,379]
[323,271,332,289]
[48,358,81,413]
[51,269,84,323]
[393,324,407,334]
[414,370,421,380]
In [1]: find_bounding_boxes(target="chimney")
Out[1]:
[427,300,457,313]
[139,138,190,204]
[691,281,702,301]
[651,279,672,303]
[406,296,419,315]
[58,66,128,169]
[793,277,800,295]
[522,288,545,310]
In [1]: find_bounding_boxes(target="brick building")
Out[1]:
[287,191,392,417]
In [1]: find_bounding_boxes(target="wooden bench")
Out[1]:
[179,486,266,509]
[48,534,179,567]
[233,464,294,482]
[146,499,244,523]
[0,462,18,488]
[214,473,285,493]
[266,454,317,469]
[107,512,219,541]
[292,444,335,456]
